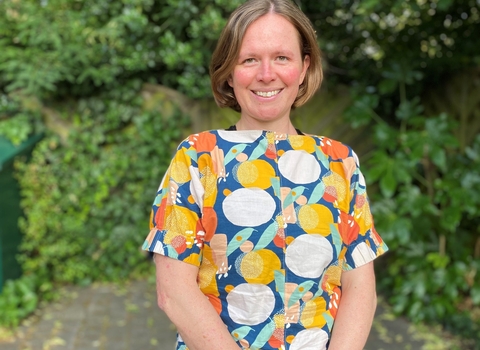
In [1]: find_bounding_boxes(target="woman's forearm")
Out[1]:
[328,262,377,350]
[155,254,240,350]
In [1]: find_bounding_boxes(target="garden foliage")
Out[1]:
[311,0,480,343]
[1,83,189,327]
[0,0,479,343]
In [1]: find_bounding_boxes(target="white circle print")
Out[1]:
[226,283,275,325]
[285,234,333,278]
[290,328,329,350]
[222,188,276,227]
[278,150,321,184]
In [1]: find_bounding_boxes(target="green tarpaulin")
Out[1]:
[0,134,42,292]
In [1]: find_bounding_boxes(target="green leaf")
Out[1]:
[430,146,446,171]
[395,98,423,122]
[426,252,450,269]
[356,0,381,13]
[471,286,480,305]
[378,78,398,95]
[379,166,397,198]
[343,94,379,128]
[439,205,461,232]
[390,218,411,245]
[437,0,454,11]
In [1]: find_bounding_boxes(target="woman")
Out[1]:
[143,0,388,349]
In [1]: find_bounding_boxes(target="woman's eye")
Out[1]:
[244,58,256,64]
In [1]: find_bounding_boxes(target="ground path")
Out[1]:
[0,280,429,350]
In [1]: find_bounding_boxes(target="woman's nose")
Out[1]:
[257,61,276,82]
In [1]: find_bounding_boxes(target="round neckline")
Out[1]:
[225,125,305,136]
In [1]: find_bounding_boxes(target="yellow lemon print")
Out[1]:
[297,204,333,235]
[300,297,327,328]
[170,160,189,184]
[289,135,316,153]
[198,246,218,295]
[234,160,275,189]
[237,249,281,284]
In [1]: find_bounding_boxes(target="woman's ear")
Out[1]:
[227,75,233,88]
[300,55,310,85]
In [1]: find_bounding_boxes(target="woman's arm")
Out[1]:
[154,254,240,350]
[328,261,377,350]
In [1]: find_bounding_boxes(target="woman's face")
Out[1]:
[228,13,310,129]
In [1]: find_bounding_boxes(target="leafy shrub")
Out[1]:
[0,82,189,328]
[0,275,39,328]
[0,0,236,329]
[345,89,480,344]
[0,0,242,100]
[314,0,480,342]
[17,83,189,283]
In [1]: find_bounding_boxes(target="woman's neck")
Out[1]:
[235,119,299,135]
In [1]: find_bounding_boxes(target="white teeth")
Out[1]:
[254,90,281,97]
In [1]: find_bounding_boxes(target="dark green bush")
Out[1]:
[311,0,480,342]
[0,83,189,328]
[17,84,188,282]
[355,101,480,346]
[0,0,242,100]
[0,275,39,328]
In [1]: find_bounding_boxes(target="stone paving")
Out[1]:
[0,280,427,350]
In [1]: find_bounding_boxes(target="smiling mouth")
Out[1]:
[253,89,282,97]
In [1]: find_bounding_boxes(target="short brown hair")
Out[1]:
[210,0,323,112]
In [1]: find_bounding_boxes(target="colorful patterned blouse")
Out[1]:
[143,129,388,350]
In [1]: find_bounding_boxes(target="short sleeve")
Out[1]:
[341,151,388,271]
[142,140,204,267]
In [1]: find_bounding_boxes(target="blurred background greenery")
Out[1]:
[0,0,479,346]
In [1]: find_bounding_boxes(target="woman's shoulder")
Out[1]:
[175,130,219,149]
[304,133,360,165]
[180,129,266,149]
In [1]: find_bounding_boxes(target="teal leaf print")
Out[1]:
[249,138,269,160]
[274,270,285,303]
[308,182,326,204]
[330,223,342,257]
[250,319,276,349]
[323,311,334,329]
[254,221,278,251]
[185,149,198,162]
[315,145,330,169]
[224,144,248,166]
[288,281,316,308]
[166,245,179,259]
[231,326,254,341]
[226,228,255,256]
[154,191,164,205]
[271,177,281,198]
[283,186,306,209]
